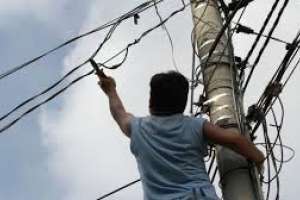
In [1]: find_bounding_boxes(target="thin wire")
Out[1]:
[232,22,294,46]
[0,21,122,123]
[256,44,299,108]
[97,179,141,200]
[0,0,189,134]
[0,70,94,133]
[196,1,248,91]
[238,0,281,84]
[282,49,300,88]
[0,0,165,81]
[242,0,290,93]
[249,33,300,136]
[153,0,180,72]
[254,32,292,46]
[200,0,246,72]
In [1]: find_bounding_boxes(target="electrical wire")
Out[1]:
[96,179,141,200]
[0,0,189,133]
[190,0,252,190]
[282,52,300,88]
[190,0,248,104]
[0,21,122,123]
[249,32,300,136]
[233,23,294,46]
[153,0,180,72]
[0,0,165,81]
[242,0,290,93]
[190,2,297,198]
[1,0,298,199]
[0,20,119,124]
[195,1,248,91]
[238,0,282,84]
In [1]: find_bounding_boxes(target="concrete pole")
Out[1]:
[190,1,263,199]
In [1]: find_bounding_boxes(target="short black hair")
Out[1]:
[149,71,189,116]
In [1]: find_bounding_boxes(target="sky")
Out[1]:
[0,0,299,200]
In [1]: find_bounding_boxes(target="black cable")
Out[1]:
[0,21,122,123]
[261,44,300,113]
[282,50,300,88]
[211,165,218,183]
[262,118,280,200]
[262,119,272,200]
[249,33,300,136]
[96,179,141,200]
[242,0,290,93]
[0,0,165,81]
[153,0,179,72]
[235,23,292,46]
[251,94,294,199]
[194,1,248,90]
[201,0,247,71]
[190,40,197,114]
[238,0,281,84]
[264,31,300,92]
[260,106,283,184]
[0,0,189,134]
[97,0,188,70]
[0,0,166,126]
[0,70,94,133]
[207,149,216,175]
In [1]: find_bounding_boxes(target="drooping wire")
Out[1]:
[242,0,290,93]
[238,0,281,85]
[0,21,121,123]
[0,71,94,134]
[153,0,180,72]
[249,31,300,136]
[0,0,165,81]
[0,0,189,133]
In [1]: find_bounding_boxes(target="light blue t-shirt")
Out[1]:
[130,114,219,200]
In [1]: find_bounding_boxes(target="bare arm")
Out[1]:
[106,90,133,137]
[203,121,264,166]
[97,70,133,137]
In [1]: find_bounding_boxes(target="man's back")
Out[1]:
[130,114,219,200]
[97,70,264,199]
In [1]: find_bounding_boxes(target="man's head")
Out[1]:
[149,71,189,116]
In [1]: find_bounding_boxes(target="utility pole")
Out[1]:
[190,0,263,199]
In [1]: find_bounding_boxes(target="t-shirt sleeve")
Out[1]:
[129,117,139,156]
[192,115,209,157]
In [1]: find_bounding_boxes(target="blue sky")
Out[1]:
[0,0,299,199]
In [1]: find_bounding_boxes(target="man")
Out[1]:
[97,70,264,200]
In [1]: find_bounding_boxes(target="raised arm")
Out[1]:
[97,71,133,137]
[203,121,264,167]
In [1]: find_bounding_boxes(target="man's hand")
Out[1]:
[97,70,116,96]
[203,122,265,168]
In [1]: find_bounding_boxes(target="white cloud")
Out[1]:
[0,0,50,15]
[39,7,141,200]
[39,0,300,199]
[39,1,195,198]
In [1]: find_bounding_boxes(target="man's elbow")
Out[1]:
[117,113,133,138]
